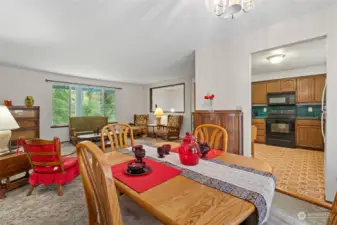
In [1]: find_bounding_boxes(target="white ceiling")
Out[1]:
[0,0,335,84]
[252,37,327,75]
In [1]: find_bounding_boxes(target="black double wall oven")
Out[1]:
[266,92,296,148]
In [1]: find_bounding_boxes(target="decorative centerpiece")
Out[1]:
[204,93,215,112]
[178,132,200,166]
[199,142,210,158]
[25,96,34,107]
[125,145,152,176]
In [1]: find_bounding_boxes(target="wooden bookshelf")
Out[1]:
[7,106,40,149]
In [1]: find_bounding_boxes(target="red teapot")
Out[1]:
[179,132,200,166]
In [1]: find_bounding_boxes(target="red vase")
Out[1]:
[179,132,200,166]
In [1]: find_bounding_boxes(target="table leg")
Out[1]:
[0,179,6,199]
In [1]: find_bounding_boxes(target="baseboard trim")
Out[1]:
[276,188,332,210]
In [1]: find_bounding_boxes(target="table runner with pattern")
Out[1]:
[121,145,276,225]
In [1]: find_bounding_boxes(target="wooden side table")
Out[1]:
[0,152,31,198]
[147,124,157,138]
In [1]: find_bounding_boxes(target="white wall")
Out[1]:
[0,65,147,142]
[195,4,337,201]
[252,65,326,82]
[145,77,194,137]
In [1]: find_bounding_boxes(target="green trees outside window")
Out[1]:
[52,85,116,125]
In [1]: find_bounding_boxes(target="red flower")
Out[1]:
[204,95,209,100]
[210,94,215,100]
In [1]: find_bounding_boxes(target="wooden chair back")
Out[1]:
[101,123,134,152]
[134,114,149,126]
[22,138,65,173]
[76,141,123,225]
[251,125,257,157]
[194,124,228,151]
[328,193,337,225]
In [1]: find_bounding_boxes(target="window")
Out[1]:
[52,85,116,126]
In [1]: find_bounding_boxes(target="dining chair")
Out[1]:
[328,192,337,225]
[251,125,258,157]
[194,124,228,151]
[22,137,79,196]
[101,123,135,152]
[76,141,161,225]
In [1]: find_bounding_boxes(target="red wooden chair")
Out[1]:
[22,137,79,196]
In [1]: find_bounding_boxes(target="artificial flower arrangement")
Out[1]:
[204,93,215,111]
[204,94,215,101]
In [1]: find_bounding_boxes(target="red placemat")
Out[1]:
[111,158,182,193]
[171,147,223,160]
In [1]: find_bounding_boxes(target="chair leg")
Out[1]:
[58,185,63,196]
[27,184,35,196]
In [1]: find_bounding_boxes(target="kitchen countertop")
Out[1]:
[252,116,267,119]
[252,116,321,120]
[296,116,321,120]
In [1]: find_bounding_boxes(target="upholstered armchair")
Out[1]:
[129,114,149,137]
[156,115,184,141]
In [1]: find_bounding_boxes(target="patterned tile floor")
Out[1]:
[255,144,326,206]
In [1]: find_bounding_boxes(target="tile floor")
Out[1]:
[254,143,327,208]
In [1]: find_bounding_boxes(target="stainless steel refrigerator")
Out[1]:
[321,79,327,144]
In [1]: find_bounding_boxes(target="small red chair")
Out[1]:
[22,137,79,196]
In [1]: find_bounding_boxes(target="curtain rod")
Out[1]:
[45,79,122,90]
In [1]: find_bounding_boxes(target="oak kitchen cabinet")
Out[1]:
[296,120,323,149]
[296,76,315,103]
[252,82,267,105]
[266,80,280,93]
[252,74,326,104]
[252,119,265,143]
[314,75,326,102]
[280,78,297,92]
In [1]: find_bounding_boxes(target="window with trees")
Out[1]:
[52,85,116,126]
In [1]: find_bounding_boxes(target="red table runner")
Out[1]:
[111,158,182,193]
[171,147,223,160]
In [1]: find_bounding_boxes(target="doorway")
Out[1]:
[250,37,329,208]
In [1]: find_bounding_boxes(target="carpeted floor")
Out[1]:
[254,144,326,207]
[0,139,330,225]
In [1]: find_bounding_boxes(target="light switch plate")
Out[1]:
[264,108,267,112]
[308,107,313,112]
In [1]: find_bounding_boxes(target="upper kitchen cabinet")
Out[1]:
[266,80,280,93]
[296,76,315,103]
[314,74,326,103]
[252,82,267,105]
[280,78,297,92]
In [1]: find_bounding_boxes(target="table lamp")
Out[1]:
[154,106,164,125]
[0,106,19,154]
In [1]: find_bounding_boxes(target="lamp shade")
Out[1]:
[154,107,164,117]
[0,106,19,131]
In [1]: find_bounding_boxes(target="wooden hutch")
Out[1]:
[193,110,243,155]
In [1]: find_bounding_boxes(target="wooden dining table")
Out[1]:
[102,142,273,225]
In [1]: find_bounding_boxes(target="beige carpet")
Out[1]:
[254,144,327,207]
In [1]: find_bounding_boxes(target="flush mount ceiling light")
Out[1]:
[267,54,286,64]
[205,0,255,19]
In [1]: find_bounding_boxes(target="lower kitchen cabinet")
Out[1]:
[296,120,323,149]
[252,119,265,144]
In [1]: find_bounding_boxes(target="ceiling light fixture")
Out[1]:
[267,54,286,64]
[205,0,255,19]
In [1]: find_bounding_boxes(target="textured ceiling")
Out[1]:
[0,0,335,84]
[252,37,327,75]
